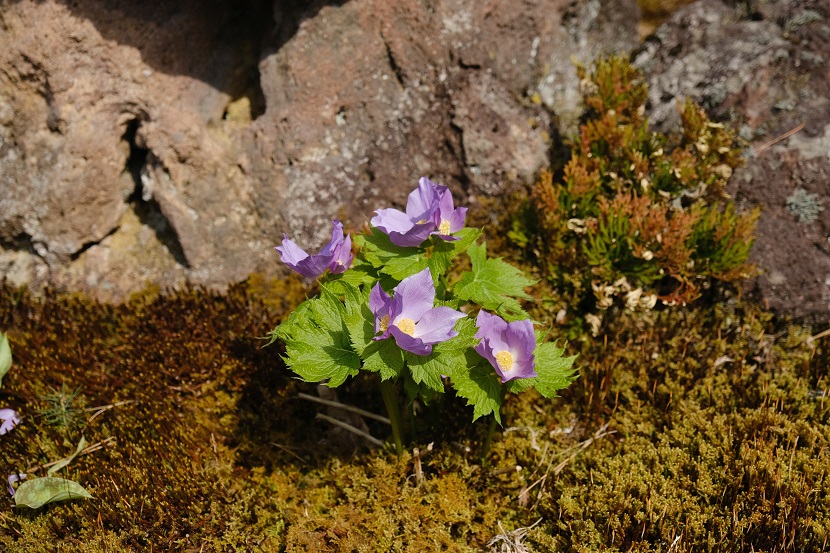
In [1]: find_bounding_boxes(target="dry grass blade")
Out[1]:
[486,518,542,553]
[298,392,391,424]
[315,413,384,447]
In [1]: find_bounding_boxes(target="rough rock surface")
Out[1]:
[635,0,830,319]
[0,0,640,302]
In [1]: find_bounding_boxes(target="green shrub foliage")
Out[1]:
[516,56,759,312]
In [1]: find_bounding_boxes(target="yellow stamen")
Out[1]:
[379,315,390,333]
[416,219,427,224]
[396,318,416,336]
[495,350,514,372]
[439,219,452,235]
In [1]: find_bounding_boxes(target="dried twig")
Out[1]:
[807,327,830,347]
[298,392,390,425]
[752,122,805,154]
[83,400,137,425]
[518,423,615,509]
[315,413,384,447]
[24,436,116,474]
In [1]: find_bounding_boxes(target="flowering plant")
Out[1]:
[270,177,576,453]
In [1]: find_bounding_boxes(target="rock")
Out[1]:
[635,0,830,319]
[0,0,640,302]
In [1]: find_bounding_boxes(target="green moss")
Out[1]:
[1,265,828,552]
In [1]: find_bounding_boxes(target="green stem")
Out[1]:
[480,413,498,464]
[379,378,404,456]
[481,386,507,463]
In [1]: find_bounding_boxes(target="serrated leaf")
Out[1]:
[428,228,482,278]
[47,436,87,477]
[341,288,376,357]
[403,375,442,403]
[449,354,503,422]
[0,332,11,387]
[357,229,429,280]
[507,342,578,397]
[315,286,350,333]
[433,316,479,356]
[362,338,405,380]
[14,477,93,509]
[283,330,361,387]
[453,241,535,320]
[324,261,378,288]
[269,300,314,345]
[281,292,361,387]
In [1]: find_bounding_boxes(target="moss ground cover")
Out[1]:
[1,272,828,551]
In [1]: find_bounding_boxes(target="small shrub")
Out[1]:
[517,55,759,315]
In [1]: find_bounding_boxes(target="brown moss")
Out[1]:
[1,261,828,552]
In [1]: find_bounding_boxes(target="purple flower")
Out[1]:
[276,220,354,279]
[431,185,467,240]
[7,473,26,497]
[371,177,440,247]
[474,311,537,382]
[371,177,466,247]
[369,268,465,355]
[0,408,20,435]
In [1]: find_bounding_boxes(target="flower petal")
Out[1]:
[276,237,330,279]
[372,209,436,247]
[475,310,508,341]
[412,307,464,343]
[275,236,310,265]
[406,177,444,220]
[504,355,537,381]
[504,319,536,360]
[369,283,393,337]
[371,208,414,234]
[329,233,354,274]
[7,473,25,497]
[392,268,435,323]
[447,206,468,234]
[0,408,20,435]
[319,220,346,256]
[389,326,433,356]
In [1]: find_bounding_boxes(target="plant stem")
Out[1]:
[481,413,498,464]
[481,387,507,463]
[379,378,404,455]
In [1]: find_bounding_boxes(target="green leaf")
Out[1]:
[280,292,361,387]
[453,241,536,320]
[269,300,314,345]
[448,355,503,422]
[362,338,405,381]
[47,436,87,477]
[403,351,446,392]
[324,261,378,289]
[507,342,578,397]
[0,332,11,387]
[428,228,482,278]
[403,375,442,404]
[14,477,93,509]
[283,329,361,387]
[341,287,376,357]
[357,229,429,280]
